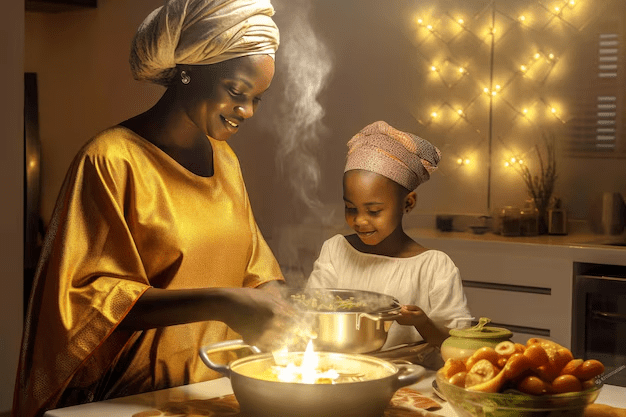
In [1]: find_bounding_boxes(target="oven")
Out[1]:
[573,262,626,387]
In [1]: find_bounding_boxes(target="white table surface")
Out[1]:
[43,370,625,417]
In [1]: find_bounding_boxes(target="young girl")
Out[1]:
[306,121,472,357]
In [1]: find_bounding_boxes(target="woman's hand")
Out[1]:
[218,287,297,351]
[118,285,297,351]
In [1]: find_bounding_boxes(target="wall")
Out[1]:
[0,0,24,412]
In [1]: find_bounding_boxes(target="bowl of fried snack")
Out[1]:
[436,337,604,417]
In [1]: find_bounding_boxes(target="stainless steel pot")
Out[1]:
[199,340,425,417]
[287,288,401,353]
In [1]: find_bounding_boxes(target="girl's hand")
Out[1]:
[395,304,429,328]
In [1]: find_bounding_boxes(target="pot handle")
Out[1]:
[199,339,261,378]
[357,312,402,330]
[392,364,427,390]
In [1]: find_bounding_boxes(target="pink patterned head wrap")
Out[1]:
[344,121,441,191]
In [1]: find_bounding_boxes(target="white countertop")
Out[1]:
[43,371,625,417]
[405,227,626,266]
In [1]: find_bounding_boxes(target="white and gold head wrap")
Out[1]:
[130,0,280,85]
[344,121,441,191]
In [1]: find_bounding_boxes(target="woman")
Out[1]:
[13,1,292,416]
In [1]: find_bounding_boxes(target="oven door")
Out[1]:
[573,265,626,387]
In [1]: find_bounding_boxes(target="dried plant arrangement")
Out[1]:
[514,133,558,232]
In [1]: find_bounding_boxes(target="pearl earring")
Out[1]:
[181,70,191,85]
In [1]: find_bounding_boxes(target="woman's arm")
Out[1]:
[118,286,294,348]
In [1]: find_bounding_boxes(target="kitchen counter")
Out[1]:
[405,227,626,267]
[43,371,626,417]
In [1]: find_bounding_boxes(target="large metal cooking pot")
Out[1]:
[287,288,401,353]
[199,340,425,417]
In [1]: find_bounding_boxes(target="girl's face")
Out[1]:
[179,54,275,141]
[343,170,412,246]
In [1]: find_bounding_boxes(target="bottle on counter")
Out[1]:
[548,198,568,235]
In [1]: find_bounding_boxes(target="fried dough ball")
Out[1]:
[465,359,499,388]
[465,347,500,369]
[573,360,605,381]
[517,375,551,396]
[442,358,467,379]
[551,374,583,393]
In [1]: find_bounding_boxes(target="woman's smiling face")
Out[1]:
[343,169,408,246]
[179,54,275,141]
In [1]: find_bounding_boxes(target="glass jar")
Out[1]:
[499,206,521,236]
[440,318,513,361]
[520,202,539,236]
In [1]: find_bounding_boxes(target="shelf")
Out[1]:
[26,0,97,12]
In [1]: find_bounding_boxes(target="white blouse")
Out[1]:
[306,234,473,349]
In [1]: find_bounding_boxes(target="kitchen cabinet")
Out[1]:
[26,0,97,13]
[406,228,626,349]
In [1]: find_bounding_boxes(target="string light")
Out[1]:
[413,1,584,136]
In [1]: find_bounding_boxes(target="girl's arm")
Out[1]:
[396,305,449,348]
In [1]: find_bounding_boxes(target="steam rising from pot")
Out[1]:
[272,0,332,211]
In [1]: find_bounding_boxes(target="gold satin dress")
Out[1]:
[13,126,284,417]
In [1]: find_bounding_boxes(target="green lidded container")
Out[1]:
[440,317,513,361]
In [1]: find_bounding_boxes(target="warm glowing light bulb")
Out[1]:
[549,53,555,60]
[518,159,524,165]
[534,53,541,59]
[551,107,557,113]
[417,18,423,24]
[555,6,560,12]
[427,25,433,30]
[490,27,496,34]
[519,15,526,22]
[520,65,527,72]
[459,67,465,73]
[457,158,463,165]
[569,0,575,5]
[483,87,490,94]
[464,158,470,165]
[431,112,438,118]
[458,19,464,24]
[510,157,517,163]
[504,161,510,167]
[495,84,501,90]
[431,65,437,71]
[523,108,529,114]
[491,91,497,96]
[457,109,463,115]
